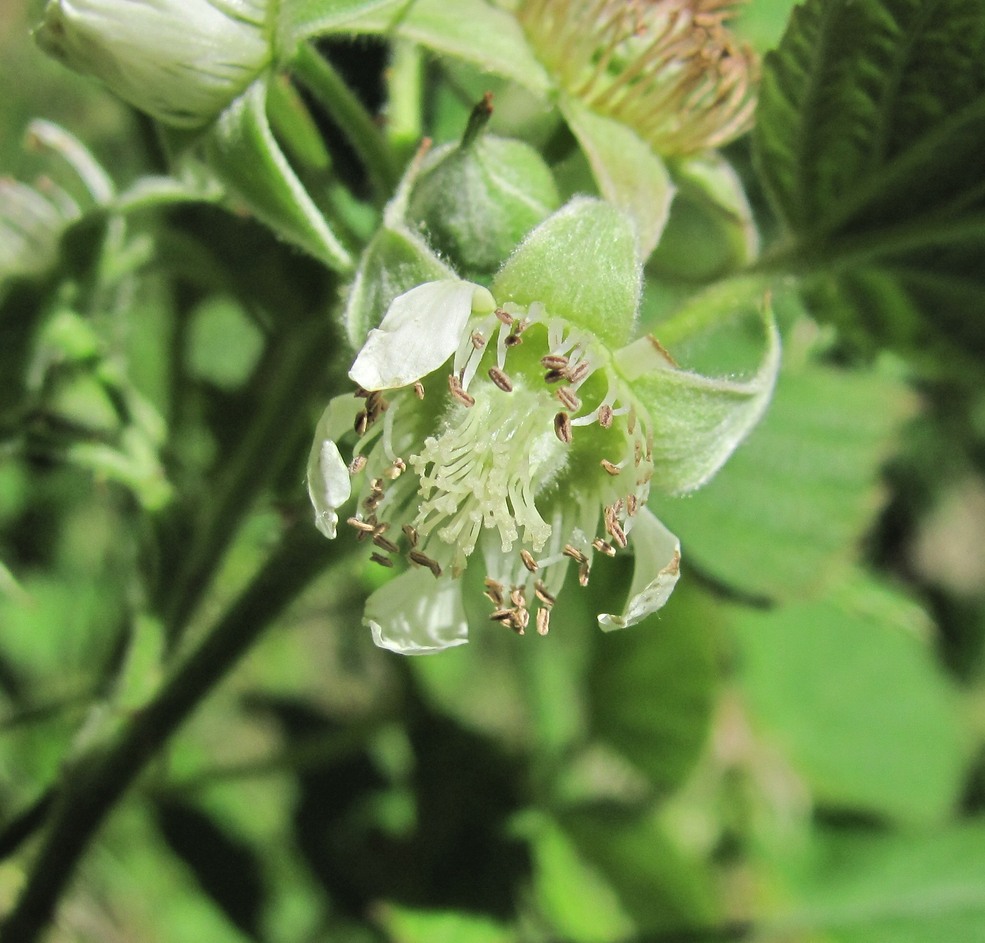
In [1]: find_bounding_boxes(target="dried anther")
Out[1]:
[520,549,539,572]
[600,458,621,476]
[370,552,393,568]
[409,549,442,577]
[488,366,514,392]
[554,411,573,443]
[448,373,475,407]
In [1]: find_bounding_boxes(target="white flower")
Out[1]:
[308,278,682,653]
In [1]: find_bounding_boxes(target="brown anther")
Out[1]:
[373,533,400,554]
[566,360,591,384]
[490,608,514,623]
[369,477,384,494]
[520,549,539,572]
[348,455,367,474]
[448,373,475,407]
[536,607,551,636]
[554,412,573,444]
[409,549,442,577]
[627,408,637,435]
[556,387,581,411]
[495,307,514,325]
[578,562,591,586]
[347,516,376,533]
[370,552,393,568]
[402,524,419,547]
[413,381,425,399]
[541,354,569,370]
[488,366,513,392]
[607,516,629,549]
[626,494,639,516]
[600,459,621,476]
[534,581,555,608]
[593,537,617,557]
[544,369,566,384]
[470,330,486,350]
[505,333,523,347]
[563,543,588,563]
[363,494,382,512]
[598,404,614,428]
[354,410,369,436]
[484,577,504,606]
[514,606,530,631]
[510,587,527,609]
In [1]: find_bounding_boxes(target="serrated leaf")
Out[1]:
[204,78,353,272]
[754,0,985,361]
[733,573,969,824]
[761,823,985,943]
[560,94,674,260]
[658,355,913,600]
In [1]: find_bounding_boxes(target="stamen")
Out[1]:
[598,403,614,428]
[541,354,570,370]
[370,552,393,568]
[373,533,400,554]
[484,577,505,606]
[347,517,376,533]
[593,537,617,557]
[563,543,588,563]
[600,459,622,476]
[354,410,369,436]
[510,586,527,609]
[544,369,567,384]
[536,607,551,635]
[448,373,475,407]
[490,608,514,622]
[488,366,513,392]
[409,549,442,578]
[402,523,419,547]
[554,412,573,444]
[520,549,539,572]
[566,360,592,385]
[556,387,581,411]
[534,580,556,608]
[470,330,486,349]
[348,455,367,474]
[578,561,591,586]
[413,382,425,400]
[495,307,514,325]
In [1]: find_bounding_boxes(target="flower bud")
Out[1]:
[407,97,560,276]
[36,0,272,128]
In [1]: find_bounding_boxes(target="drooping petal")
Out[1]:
[598,508,681,631]
[349,279,494,391]
[306,396,361,538]
[366,568,469,654]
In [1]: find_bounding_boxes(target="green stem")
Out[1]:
[386,41,425,164]
[291,43,400,201]
[0,519,342,943]
[159,315,336,647]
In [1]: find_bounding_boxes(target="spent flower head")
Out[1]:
[518,0,757,156]
[309,199,778,654]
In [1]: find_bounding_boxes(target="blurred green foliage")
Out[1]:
[2,1,985,942]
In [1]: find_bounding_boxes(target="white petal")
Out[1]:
[306,397,360,539]
[365,568,469,654]
[349,279,494,390]
[598,508,681,631]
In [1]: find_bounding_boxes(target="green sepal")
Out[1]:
[621,279,781,494]
[492,198,640,349]
[203,77,353,272]
[560,94,675,261]
[277,0,408,53]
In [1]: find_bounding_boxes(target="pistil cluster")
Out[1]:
[335,301,654,637]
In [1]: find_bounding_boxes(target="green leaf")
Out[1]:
[376,905,516,943]
[622,277,780,495]
[204,78,353,272]
[560,94,674,260]
[588,582,719,794]
[754,0,985,361]
[761,822,985,943]
[493,197,641,349]
[733,573,969,824]
[658,354,914,600]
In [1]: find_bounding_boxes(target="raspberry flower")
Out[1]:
[309,199,778,653]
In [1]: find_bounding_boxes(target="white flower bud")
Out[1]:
[36,0,272,128]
